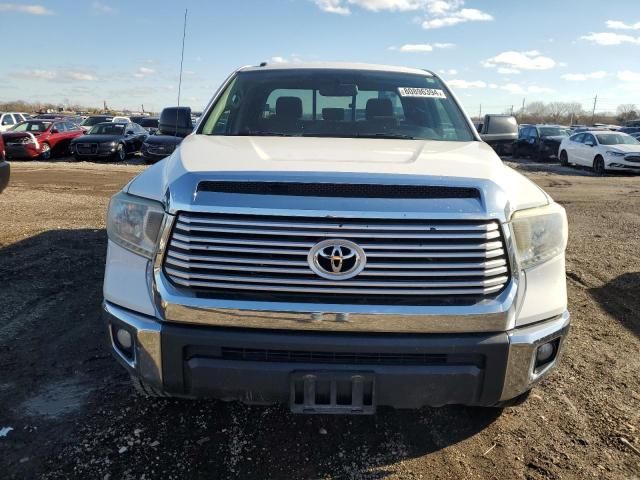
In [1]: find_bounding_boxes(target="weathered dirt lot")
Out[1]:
[0,158,638,479]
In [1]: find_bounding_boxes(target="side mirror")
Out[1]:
[126,130,134,135]
[585,141,595,147]
[51,128,59,134]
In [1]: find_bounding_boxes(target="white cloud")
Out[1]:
[500,83,553,95]
[483,50,555,70]
[14,69,57,80]
[0,3,53,14]
[133,66,156,78]
[561,71,607,81]
[497,67,520,75]
[618,70,640,82]
[438,68,457,75]
[313,0,350,15]
[422,8,492,29]
[92,1,115,14]
[392,42,454,52]
[606,20,640,30]
[446,78,553,94]
[580,32,640,45]
[270,56,288,64]
[67,71,98,81]
[312,0,493,29]
[447,79,486,89]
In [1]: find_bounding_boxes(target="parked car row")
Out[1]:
[0,133,8,192]
[0,107,193,163]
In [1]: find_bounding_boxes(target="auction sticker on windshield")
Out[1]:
[398,87,447,99]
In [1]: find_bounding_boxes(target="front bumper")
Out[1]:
[0,160,9,192]
[104,301,570,408]
[5,143,40,159]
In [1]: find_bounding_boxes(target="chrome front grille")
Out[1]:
[163,212,510,303]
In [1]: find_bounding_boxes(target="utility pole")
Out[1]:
[510,105,514,115]
[479,104,482,119]
[591,94,598,125]
[521,97,526,113]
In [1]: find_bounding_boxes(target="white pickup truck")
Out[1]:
[103,63,569,413]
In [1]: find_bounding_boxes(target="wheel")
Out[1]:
[130,375,169,398]
[39,142,51,160]
[559,150,568,166]
[593,155,606,175]
[113,143,126,162]
[73,154,82,162]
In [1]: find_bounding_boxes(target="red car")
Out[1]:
[2,119,84,160]
[0,134,9,192]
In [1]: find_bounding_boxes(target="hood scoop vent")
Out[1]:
[197,181,479,199]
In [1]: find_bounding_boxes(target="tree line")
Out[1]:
[508,101,638,126]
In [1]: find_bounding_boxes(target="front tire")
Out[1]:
[130,376,169,398]
[39,142,51,160]
[593,155,606,175]
[559,150,568,166]
[113,143,125,162]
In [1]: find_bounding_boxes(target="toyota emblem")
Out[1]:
[308,239,366,280]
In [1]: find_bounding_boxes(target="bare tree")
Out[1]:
[616,104,638,123]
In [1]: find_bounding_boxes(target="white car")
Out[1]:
[112,116,131,124]
[558,130,640,174]
[0,112,29,132]
[102,63,570,411]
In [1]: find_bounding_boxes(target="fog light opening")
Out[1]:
[112,325,135,360]
[534,338,559,371]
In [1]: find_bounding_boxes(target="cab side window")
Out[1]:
[1,114,15,126]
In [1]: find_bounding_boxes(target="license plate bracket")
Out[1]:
[289,371,376,414]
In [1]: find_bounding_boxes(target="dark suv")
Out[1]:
[0,134,8,192]
[513,125,570,161]
[140,107,192,163]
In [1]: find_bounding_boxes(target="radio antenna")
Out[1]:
[176,8,188,134]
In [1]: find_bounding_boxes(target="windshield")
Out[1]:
[82,116,111,127]
[596,133,640,145]
[89,123,125,135]
[539,127,567,137]
[11,121,51,132]
[140,118,158,127]
[200,69,475,141]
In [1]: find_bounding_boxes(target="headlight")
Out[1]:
[107,191,165,259]
[606,151,624,157]
[510,202,567,270]
[108,141,117,147]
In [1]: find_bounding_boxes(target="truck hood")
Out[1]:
[127,135,549,220]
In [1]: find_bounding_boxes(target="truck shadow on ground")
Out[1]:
[0,229,503,479]
[589,272,640,338]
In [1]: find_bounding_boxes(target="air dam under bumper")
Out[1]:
[104,302,570,409]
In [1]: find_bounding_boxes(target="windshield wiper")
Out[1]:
[353,133,415,140]
[237,130,296,137]
[301,133,416,140]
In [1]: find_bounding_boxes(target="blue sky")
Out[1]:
[1,0,639,114]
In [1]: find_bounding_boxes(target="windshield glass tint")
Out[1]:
[596,133,640,145]
[200,69,475,141]
[539,127,566,137]
[12,121,51,132]
[89,124,124,135]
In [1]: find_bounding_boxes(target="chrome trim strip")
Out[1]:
[103,301,163,387]
[153,271,519,333]
[500,310,570,401]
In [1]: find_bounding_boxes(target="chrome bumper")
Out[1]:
[104,301,569,405]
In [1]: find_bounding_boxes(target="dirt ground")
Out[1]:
[0,157,638,480]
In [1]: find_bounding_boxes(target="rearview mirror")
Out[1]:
[319,83,358,97]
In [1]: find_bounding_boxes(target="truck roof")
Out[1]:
[239,62,433,76]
